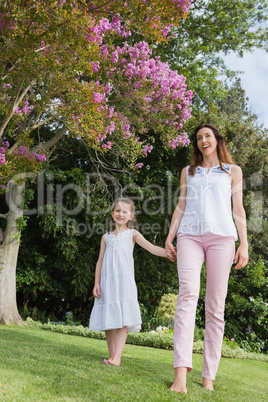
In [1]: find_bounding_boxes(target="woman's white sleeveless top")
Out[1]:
[178,164,238,240]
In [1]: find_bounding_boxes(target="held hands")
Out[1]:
[166,251,176,262]
[93,284,101,298]
[234,244,248,269]
[165,239,177,262]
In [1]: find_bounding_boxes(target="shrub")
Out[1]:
[157,293,177,328]
[25,318,268,362]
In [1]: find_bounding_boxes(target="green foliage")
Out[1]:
[19,304,58,323]
[225,253,268,352]
[16,216,29,232]
[157,293,177,326]
[26,319,268,362]
[156,0,268,124]
[223,337,241,350]
[194,327,205,342]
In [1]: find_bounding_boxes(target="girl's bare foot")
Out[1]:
[107,357,121,366]
[202,378,214,390]
[170,367,187,394]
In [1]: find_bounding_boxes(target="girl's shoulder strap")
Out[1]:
[126,228,134,237]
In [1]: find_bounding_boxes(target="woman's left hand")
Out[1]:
[234,244,248,269]
[166,249,176,262]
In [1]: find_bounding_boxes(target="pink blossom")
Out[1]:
[108,107,114,118]
[143,97,151,103]
[143,145,153,155]
[0,153,6,165]
[14,100,34,116]
[106,121,115,135]
[12,146,46,163]
[59,0,66,7]
[168,132,190,149]
[103,85,111,93]
[135,163,143,169]
[123,124,131,139]
[91,61,100,73]
[2,83,12,89]
[0,14,5,29]
[110,51,118,63]
[102,141,112,149]
[162,25,171,37]
[101,45,109,57]
[32,152,46,162]
[93,92,106,103]
[172,0,194,13]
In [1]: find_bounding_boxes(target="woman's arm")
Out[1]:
[165,167,187,257]
[92,235,106,298]
[231,165,249,269]
[133,229,169,257]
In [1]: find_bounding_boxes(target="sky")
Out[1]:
[222,49,268,129]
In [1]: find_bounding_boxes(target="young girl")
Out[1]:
[165,124,248,393]
[89,197,172,366]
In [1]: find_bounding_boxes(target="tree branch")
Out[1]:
[0,79,35,139]
[31,126,68,152]
[28,116,54,133]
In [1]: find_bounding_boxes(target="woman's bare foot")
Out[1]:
[202,378,214,390]
[170,367,187,394]
[107,357,121,366]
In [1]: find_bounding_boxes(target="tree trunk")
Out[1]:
[0,183,25,325]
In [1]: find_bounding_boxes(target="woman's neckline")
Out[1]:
[198,164,220,169]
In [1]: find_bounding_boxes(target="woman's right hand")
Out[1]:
[93,284,101,298]
[165,238,177,259]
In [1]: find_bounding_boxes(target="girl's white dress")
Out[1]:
[89,229,142,332]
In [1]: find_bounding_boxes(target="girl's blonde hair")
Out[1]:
[110,197,136,231]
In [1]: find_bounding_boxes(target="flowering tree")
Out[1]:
[0,0,194,324]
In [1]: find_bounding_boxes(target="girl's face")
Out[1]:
[196,127,218,157]
[112,201,134,227]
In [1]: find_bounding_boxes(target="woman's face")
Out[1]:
[196,127,218,157]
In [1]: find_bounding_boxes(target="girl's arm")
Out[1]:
[165,167,187,257]
[231,165,249,269]
[133,230,168,258]
[92,235,106,298]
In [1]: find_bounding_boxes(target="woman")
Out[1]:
[165,124,248,393]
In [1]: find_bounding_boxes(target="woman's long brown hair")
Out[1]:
[188,124,234,176]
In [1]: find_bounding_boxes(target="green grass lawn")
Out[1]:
[0,325,267,401]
